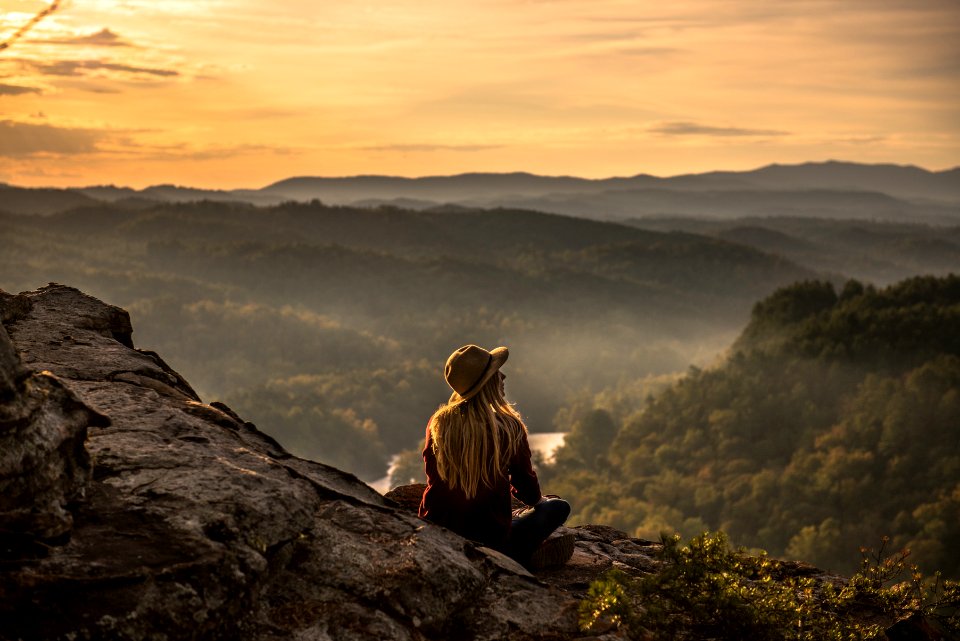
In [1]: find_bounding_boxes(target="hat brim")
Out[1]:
[454,346,508,401]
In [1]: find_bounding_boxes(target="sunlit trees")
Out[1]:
[546,276,960,576]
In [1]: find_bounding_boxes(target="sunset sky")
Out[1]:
[1,0,958,188]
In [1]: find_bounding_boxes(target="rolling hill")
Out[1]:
[0,200,815,480]
[3,162,958,223]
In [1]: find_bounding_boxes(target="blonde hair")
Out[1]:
[429,374,526,499]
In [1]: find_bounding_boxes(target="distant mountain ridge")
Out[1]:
[261,161,960,205]
[0,185,100,215]
[2,161,958,223]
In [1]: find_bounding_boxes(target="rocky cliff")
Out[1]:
[0,284,672,641]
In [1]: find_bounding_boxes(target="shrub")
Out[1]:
[578,532,960,640]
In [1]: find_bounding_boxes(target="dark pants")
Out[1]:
[505,498,571,563]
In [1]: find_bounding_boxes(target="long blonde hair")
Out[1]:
[429,374,526,499]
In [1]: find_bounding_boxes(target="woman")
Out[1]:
[418,344,573,568]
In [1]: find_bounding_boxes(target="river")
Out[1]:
[369,431,567,494]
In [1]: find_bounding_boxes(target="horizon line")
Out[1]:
[3,159,958,192]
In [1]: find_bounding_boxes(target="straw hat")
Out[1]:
[444,344,509,401]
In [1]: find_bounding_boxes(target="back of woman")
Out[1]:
[418,344,572,567]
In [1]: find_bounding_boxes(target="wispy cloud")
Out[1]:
[361,143,503,152]
[0,83,41,96]
[134,142,300,161]
[0,120,102,156]
[614,46,678,57]
[65,83,124,95]
[38,28,133,47]
[28,59,178,78]
[0,119,296,161]
[649,121,790,137]
[833,135,887,145]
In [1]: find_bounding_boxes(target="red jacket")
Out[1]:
[418,421,542,550]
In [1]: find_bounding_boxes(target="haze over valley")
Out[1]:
[4,153,960,592]
[5,115,960,633]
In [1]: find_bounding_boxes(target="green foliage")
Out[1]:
[737,275,960,368]
[625,216,960,286]
[579,532,960,640]
[552,409,617,470]
[846,538,960,634]
[551,276,960,578]
[578,568,637,634]
[747,279,838,331]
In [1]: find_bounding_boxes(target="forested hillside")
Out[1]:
[0,201,810,479]
[625,216,960,285]
[542,275,960,577]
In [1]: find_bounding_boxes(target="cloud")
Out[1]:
[68,83,123,94]
[40,28,133,47]
[0,120,296,161]
[31,59,178,78]
[614,46,678,57]
[154,143,298,161]
[835,135,887,145]
[0,120,102,156]
[361,143,503,152]
[649,121,790,137]
[0,83,41,96]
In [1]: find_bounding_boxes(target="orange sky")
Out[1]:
[1,0,958,188]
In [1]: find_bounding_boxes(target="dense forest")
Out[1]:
[3,195,958,578]
[540,276,960,578]
[0,200,810,479]
[625,216,960,286]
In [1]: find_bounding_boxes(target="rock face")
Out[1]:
[0,285,589,641]
[0,311,105,544]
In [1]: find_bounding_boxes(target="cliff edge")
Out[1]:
[0,284,589,640]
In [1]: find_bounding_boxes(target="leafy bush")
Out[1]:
[579,532,960,640]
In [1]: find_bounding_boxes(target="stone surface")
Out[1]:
[0,320,23,397]
[0,285,579,641]
[0,320,106,543]
[385,484,662,597]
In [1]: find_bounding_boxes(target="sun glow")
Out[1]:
[1,0,957,187]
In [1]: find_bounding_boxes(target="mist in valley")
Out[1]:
[1,197,770,475]
[2,167,958,578]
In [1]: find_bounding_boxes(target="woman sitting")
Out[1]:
[418,344,573,569]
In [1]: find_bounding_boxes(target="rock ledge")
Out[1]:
[1,285,581,641]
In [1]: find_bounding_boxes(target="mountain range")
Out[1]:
[3,161,958,223]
